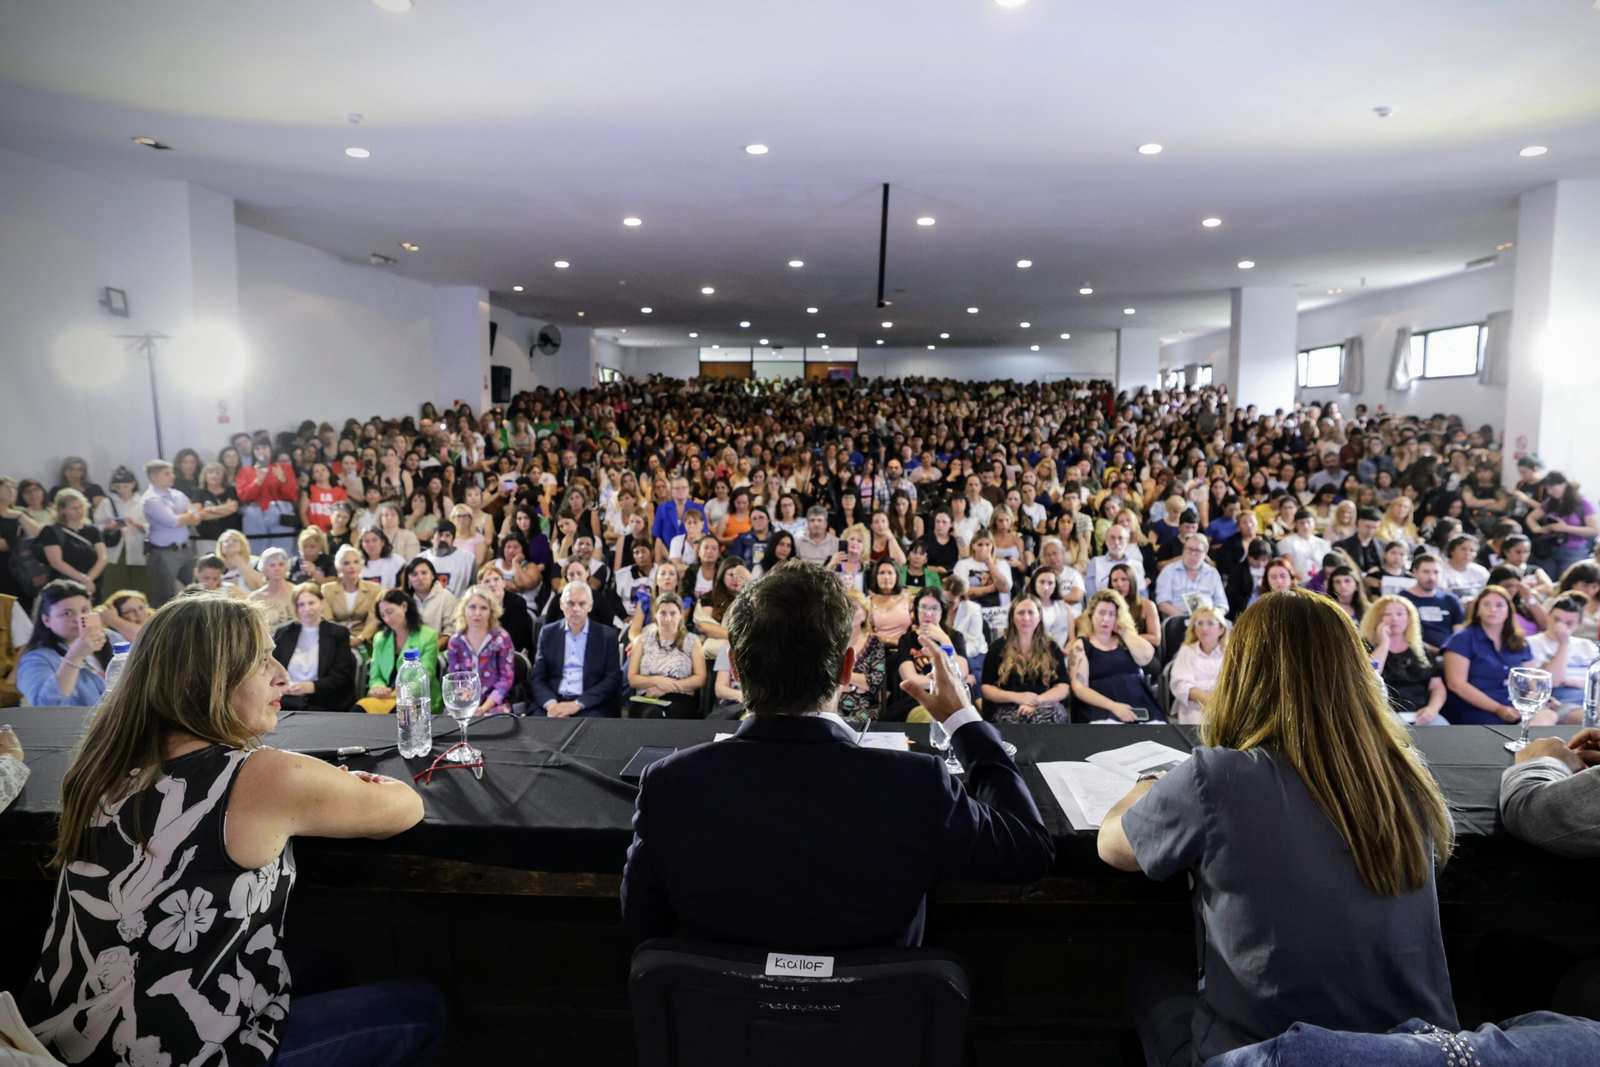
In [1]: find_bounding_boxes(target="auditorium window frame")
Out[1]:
[1296,345,1342,389]
[1407,323,1485,381]
[597,365,621,383]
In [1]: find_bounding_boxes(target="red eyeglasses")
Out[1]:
[411,741,484,785]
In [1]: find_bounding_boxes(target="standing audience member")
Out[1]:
[38,489,107,597]
[192,461,242,557]
[94,467,148,598]
[140,459,199,606]
[272,583,357,711]
[17,579,107,707]
[1527,472,1597,577]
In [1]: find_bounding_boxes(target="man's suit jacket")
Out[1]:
[530,618,622,716]
[622,713,1055,949]
[271,621,356,711]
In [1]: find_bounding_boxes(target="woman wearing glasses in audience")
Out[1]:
[627,592,705,719]
[1441,584,1535,726]
[1067,589,1160,723]
[886,588,972,723]
[982,596,1071,724]
[22,593,441,1065]
[217,529,266,592]
[1098,589,1457,1066]
[97,589,152,644]
[359,588,442,714]
[1360,595,1448,725]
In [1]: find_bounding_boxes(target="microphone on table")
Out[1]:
[292,745,373,760]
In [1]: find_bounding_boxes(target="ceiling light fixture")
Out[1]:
[1019,321,1031,328]
[370,0,414,11]
[689,332,699,338]
[759,338,770,345]
[1519,145,1549,158]
[130,136,172,150]
[822,344,831,351]
[1137,143,1163,155]
[940,332,950,339]
[1123,307,1136,315]
[739,320,751,328]
[622,216,643,227]
[700,285,715,295]
[511,285,524,292]
[399,241,420,252]
[817,332,827,338]
[344,146,370,159]
[1059,332,1071,340]
[577,311,585,317]
[1078,286,1094,295]
[620,328,628,333]
[995,0,1028,7]
[927,344,937,350]
[1016,259,1033,269]
[1237,260,1256,270]
[916,216,936,227]
[966,306,979,314]
[788,259,804,268]
[1201,217,1222,228]
[553,260,570,269]
[1496,242,1515,252]
[806,306,819,314]
[640,307,653,314]
[744,144,769,155]
[876,339,884,345]
[1030,344,1040,351]
[712,343,720,349]
[1327,288,1343,295]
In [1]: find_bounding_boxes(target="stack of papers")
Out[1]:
[1037,741,1190,830]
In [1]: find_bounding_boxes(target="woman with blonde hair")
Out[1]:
[830,523,871,594]
[627,592,705,719]
[217,528,265,591]
[292,524,333,584]
[981,596,1071,723]
[837,587,887,723]
[1361,595,1448,724]
[1377,495,1420,552]
[321,543,381,650]
[38,487,107,597]
[445,584,516,714]
[21,593,441,1065]
[1168,604,1228,724]
[1098,589,1458,1065]
[1067,589,1160,722]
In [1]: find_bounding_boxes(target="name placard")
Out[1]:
[764,952,835,978]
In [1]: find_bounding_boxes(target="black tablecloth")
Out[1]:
[0,708,1550,882]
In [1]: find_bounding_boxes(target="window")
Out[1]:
[1163,368,1187,390]
[1296,345,1341,388]
[1408,324,1483,380]
[596,365,621,383]
[1195,364,1213,387]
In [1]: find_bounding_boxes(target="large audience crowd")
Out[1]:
[3,374,1597,727]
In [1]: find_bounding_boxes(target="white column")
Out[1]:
[1227,287,1298,414]
[430,286,491,412]
[1116,328,1161,392]
[1503,179,1600,493]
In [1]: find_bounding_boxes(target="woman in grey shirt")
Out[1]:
[1098,589,1457,1065]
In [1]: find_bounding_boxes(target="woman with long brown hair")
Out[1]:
[1097,589,1457,1065]
[22,593,440,1065]
[979,596,1070,723]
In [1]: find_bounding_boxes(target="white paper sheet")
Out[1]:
[1037,761,1133,831]
[1085,741,1190,780]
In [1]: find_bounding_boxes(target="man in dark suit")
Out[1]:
[530,581,622,717]
[1333,507,1386,575]
[622,561,1055,949]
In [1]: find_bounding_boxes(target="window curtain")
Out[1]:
[1388,326,1414,393]
[1338,336,1364,395]
[1479,310,1512,386]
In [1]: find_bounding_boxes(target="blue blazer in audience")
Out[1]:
[622,713,1054,949]
[530,619,622,717]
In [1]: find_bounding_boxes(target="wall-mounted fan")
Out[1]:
[532,324,563,357]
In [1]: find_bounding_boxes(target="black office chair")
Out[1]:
[630,939,970,1067]
[1160,614,1190,664]
[508,650,534,716]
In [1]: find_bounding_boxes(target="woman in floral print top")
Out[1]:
[445,584,517,712]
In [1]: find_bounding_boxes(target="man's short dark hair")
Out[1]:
[195,553,226,573]
[435,519,456,538]
[1356,507,1383,524]
[726,561,851,718]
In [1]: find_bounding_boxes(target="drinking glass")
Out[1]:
[927,717,963,774]
[1503,667,1554,753]
[442,671,483,764]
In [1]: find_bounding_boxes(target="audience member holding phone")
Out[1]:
[1066,589,1160,723]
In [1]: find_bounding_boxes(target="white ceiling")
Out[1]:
[2,0,1598,352]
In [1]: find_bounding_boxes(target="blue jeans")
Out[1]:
[273,981,446,1066]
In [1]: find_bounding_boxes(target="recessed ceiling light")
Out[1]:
[700,285,715,295]
[744,144,769,156]
[806,306,819,314]
[1030,344,1040,351]
[788,259,804,268]
[344,146,370,159]
[1137,143,1163,155]
[1237,260,1256,270]
[1016,259,1033,269]
[622,216,643,227]
[1019,321,1031,328]
[130,135,172,150]
[370,0,414,11]
[1496,242,1515,252]
[553,260,570,269]
[1079,286,1094,295]
[620,328,628,333]
[759,338,770,345]
[400,241,420,252]
[577,310,585,317]
[966,306,979,314]
[1201,217,1222,228]
[739,320,751,328]
[640,306,653,314]
[995,0,1027,7]
[1519,145,1549,158]
[1059,332,1071,340]
[916,216,936,227]
[816,332,827,339]
[876,339,884,345]
[822,344,831,351]
[927,344,937,350]
[511,285,524,292]
[1327,288,1343,295]
[881,320,894,328]
[1123,307,1136,315]
[712,343,720,349]
[940,332,950,339]
[689,332,699,338]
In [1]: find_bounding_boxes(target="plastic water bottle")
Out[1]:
[1584,656,1600,729]
[101,640,131,700]
[396,649,433,758]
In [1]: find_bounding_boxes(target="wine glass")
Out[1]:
[442,671,483,764]
[1503,667,1553,753]
[927,717,963,774]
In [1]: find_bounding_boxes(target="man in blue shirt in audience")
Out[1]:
[1402,555,1463,656]
[651,475,704,564]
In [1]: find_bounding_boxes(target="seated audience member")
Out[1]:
[1067,589,1161,723]
[681,530,723,600]
[1526,471,1598,577]
[651,474,705,562]
[18,580,108,707]
[1556,561,1600,640]
[1402,554,1464,656]
[692,557,750,663]
[709,642,745,720]
[404,557,458,637]
[0,723,25,809]
[39,488,107,599]
[1259,557,1298,602]
[358,588,441,714]
[378,501,423,563]
[1324,563,1370,622]
[1362,596,1449,725]
[446,584,517,714]
[829,522,871,594]
[868,559,914,645]
[1154,534,1228,619]
[627,592,705,719]
[1440,534,1490,601]
[273,582,357,711]
[1486,563,1547,636]
[1030,568,1073,650]
[1303,550,1348,595]
[886,589,972,723]
[1527,593,1599,723]
[1151,509,1199,569]
[943,576,988,681]
[532,580,622,718]
[1365,538,1416,600]
[898,540,941,592]
[621,560,1054,947]
[1108,561,1162,649]
[1168,604,1228,725]
[97,588,151,644]
[478,562,534,657]
[794,504,839,566]
[1226,538,1274,619]
[1501,728,1600,857]
[627,559,687,645]
[981,596,1072,723]
[421,519,476,596]
[1498,533,1554,594]
[1085,524,1146,595]
[291,525,333,584]
[217,529,266,592]
[321,544,381,650]
[1277,512,1330,584]
[1333,506,1386,574]
[921,508,962,575]
[837,589,888,723]
[359,526,406,589]
[1098,589,1458,1065]
[1442,584,1534,726]
[21,593,440,1064]
[190,552,244,598]
[615,540,656,604]
[299,460,348,532]
[752,530,796,580]
[1213,509,1270,577]
[248,546,298,631]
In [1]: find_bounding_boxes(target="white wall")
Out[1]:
[610,344,699,381]
[859,337,1117,382]
[489,310,599,394]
